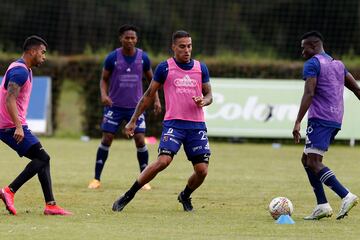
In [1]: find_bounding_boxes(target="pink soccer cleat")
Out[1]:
[0,186,17,215]
[44,204,72,216]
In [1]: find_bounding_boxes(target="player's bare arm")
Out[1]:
[100,68,113,106]
[125,80,162,137]
[192,82,213,107]
[293,77,317,143]
[6,82,24,143]
[144,69,162,114]
[345,72,360,100]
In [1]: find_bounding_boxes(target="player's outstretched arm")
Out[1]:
[125,80,162,137]
[345,72,360,100]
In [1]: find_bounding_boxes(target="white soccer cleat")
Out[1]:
[336,192,359,220]
[304,203,333,220]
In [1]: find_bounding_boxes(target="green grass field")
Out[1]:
[1,139,360,239]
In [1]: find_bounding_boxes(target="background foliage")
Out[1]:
[1,0,360,58]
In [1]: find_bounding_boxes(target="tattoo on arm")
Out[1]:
[7,82,20,98]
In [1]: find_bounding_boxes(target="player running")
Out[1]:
[0,36,72,215]
[112,30,212,212]
[293,31,360,220]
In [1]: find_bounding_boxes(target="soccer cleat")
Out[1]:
[336,192,359,220]
[141,183,152,190]
[88,179,101,189]
[112,194,133,212]
[178,192,193,212]
[44,204,72,216]
[304,203,333,220]
[0,187,17,215]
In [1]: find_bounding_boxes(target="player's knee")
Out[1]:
[155,156,172,171]
[195,165,208,179]
[37,150,50,163]
[102,133,114,146]
[134,134,145,147]
[307,160,323,174]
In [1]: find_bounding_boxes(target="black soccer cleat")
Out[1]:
[178,192,193,212]
[112,194,133,212]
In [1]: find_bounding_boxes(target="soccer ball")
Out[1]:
[268,197,294,220]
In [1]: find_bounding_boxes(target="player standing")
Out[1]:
[293,31,360,220]
[112,30,212,212]
[88,24,161,190]
[0,36,72,215]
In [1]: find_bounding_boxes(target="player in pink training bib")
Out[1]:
[112,30,213,212]
[0,36,72,216]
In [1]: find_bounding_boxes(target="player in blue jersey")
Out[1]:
[0,36,72,215]
[88,24,161,190]
[112,30,213,212]
[293,31,360,220]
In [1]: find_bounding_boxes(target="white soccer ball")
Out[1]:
[268,197,294,220]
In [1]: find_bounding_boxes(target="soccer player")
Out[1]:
[88,24,161,190]
[112,30,212,212]
[293,31,360,220]
[0,36,72,215]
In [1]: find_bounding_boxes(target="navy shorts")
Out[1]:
[0,125,40,157]
[101,106,145,134]
[305,121,339,152]
[159,126,211,160]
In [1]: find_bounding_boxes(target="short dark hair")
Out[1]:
[118,24,139,36]
[301,31,324,42]
[23,35,48,51]
[172,30,190,43]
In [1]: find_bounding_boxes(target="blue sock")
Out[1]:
[304,166,327,204]
[318,167,348,199]
[137,145,149,172]
[94,144,109,180]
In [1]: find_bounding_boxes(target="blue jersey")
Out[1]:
[154,58,210,130]
[4,59,29,89]
[104,49,151,73]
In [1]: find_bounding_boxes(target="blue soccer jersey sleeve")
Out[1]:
[200,62,210,83]
[4,66,29,89]
[103,50,117,72]
[142,51,151,72]
[303,57,320,80]
[153,61,169,84]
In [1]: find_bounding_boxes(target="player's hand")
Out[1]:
[125,121,136,138]
[13,126,24,144]
[153,101,162,115]
[192,96,205,107]
[292,121,301,144]
[101,95,113,106]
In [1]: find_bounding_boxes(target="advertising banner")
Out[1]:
[205,78,360,139]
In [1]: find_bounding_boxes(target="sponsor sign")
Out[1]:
[205,78,360,139]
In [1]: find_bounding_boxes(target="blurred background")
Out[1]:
[1,0,360,139]
[2,0,360,58]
